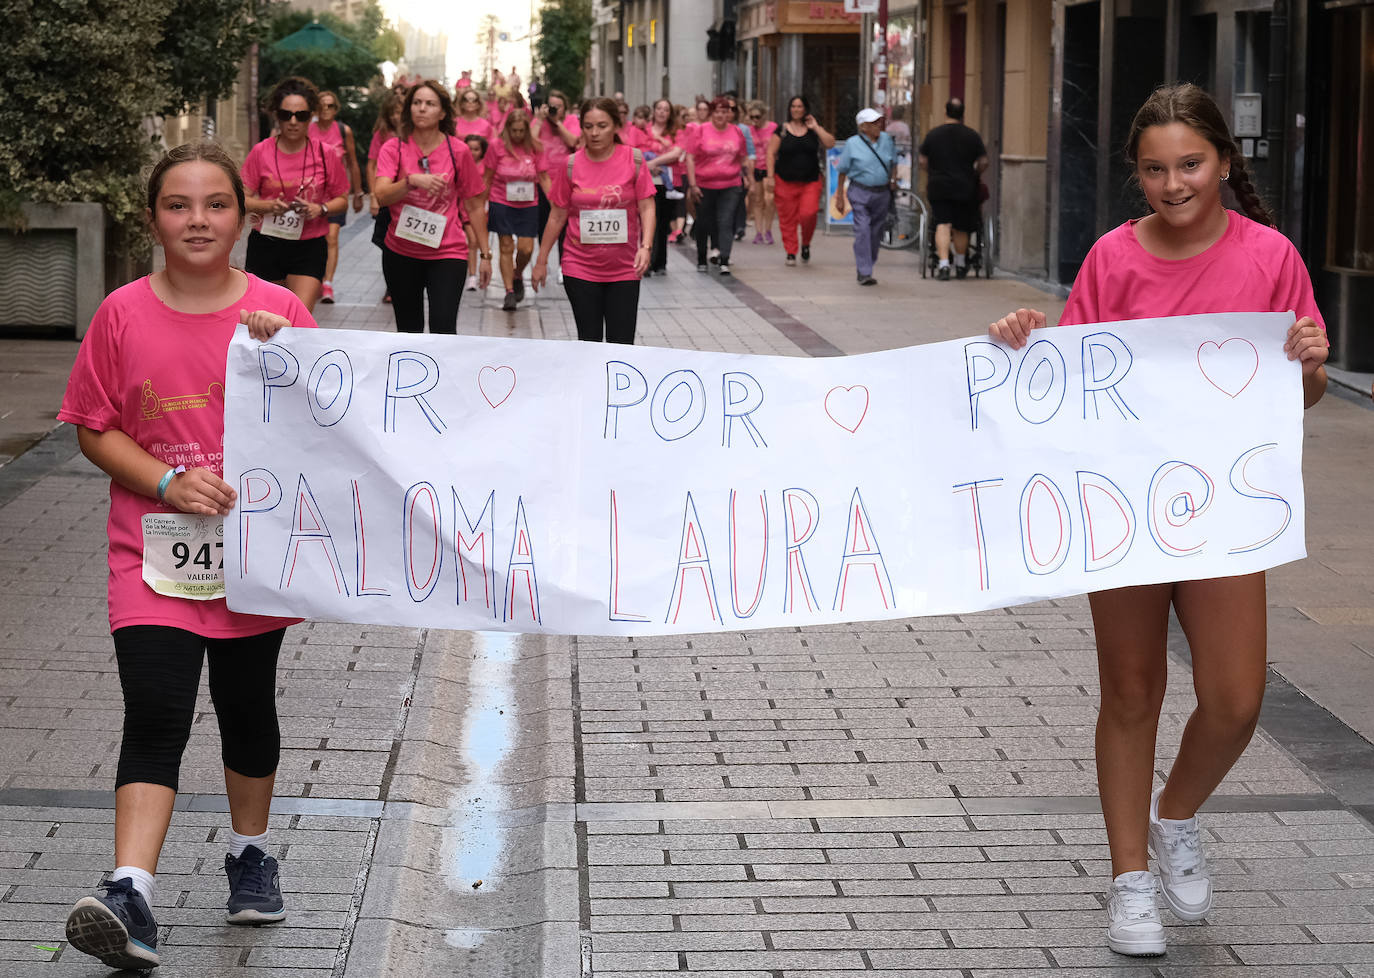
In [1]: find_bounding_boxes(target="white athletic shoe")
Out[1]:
[1107,870,1166,956]
[1149,786,1213,920]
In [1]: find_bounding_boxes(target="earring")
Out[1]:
[1221,172,1230,181]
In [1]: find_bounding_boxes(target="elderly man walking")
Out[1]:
[834,108,897,286]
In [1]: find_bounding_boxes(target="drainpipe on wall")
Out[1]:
[1265,0,1289,230]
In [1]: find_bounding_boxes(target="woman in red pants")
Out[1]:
[766,95,835,266]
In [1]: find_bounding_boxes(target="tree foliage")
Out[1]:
[536,0,593,98]
[0,0,169,251]
[259,1,399,96]
[156,0,271,115]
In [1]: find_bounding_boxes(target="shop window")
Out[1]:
[1327,6,1374,270]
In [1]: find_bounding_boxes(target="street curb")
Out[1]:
[343,629,581,978]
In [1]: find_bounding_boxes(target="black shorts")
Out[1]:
[753,167,767,183]
[930,197,981,234]
[245,231,328,281]
[488,201,540,238]
[327,208,346,227]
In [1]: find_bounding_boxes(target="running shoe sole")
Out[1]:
[66,898,160,970]
[1107,929,1167,956]
[227,905,288,925]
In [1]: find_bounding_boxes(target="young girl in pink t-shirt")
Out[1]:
[531,98,656,344]
[59,142,316,972]
[989,84,1329,959]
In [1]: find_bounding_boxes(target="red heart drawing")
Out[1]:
[1197,338,1258,398]
[478,365,516,408]
[825,385,869,433]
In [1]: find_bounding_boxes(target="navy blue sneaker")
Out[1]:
[225,845,286,924]
[65,877,160,970]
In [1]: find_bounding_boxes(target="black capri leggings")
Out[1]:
[382,251,467,334]
[112,625,286,792]
[562,276,641,344]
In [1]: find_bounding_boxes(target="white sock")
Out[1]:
[112,866,155,906]
[953,253,966,267]
[938,258,950,268]
[227,828,269,859]
[322,279,332,287]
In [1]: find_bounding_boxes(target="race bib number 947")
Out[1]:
[141,514,226,600]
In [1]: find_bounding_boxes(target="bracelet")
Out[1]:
[479,253,492,260]
[156,465,186,502]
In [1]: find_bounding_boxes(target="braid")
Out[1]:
[1226,154,1274,228]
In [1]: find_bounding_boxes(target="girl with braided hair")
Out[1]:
[988,83,1329,958]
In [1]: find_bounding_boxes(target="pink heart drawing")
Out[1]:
[478,365,516,408]
[1196,338,1259,398]
[825,385,870,433]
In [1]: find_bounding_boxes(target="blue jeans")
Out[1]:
[847,183,890,277]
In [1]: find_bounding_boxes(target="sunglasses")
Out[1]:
[276,109,312,123]
[320,103,337,111]
[749,114,762,120]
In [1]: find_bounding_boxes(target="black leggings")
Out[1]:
[563,276,640,344]
[650,185,672,272]
[382,251,466,334]
[112,626,286,791]
[695,185,744,265]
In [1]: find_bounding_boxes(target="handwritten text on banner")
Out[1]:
[222,313,1305,634]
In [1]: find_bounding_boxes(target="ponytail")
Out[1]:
[1225,154,1275,228]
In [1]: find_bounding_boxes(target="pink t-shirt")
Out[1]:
[241,136,350,240]
[687,123,747,189]
[376,135,486,260]
[58,274,316,637]
[455,116,495,141]
[484,139,546,208]
[550,145,656,283]
[748,122,778,164]
[367,130,392,161]
[308,120,348,163]
[621,124,647,149]
[1060,213,1325,328]
[537,115,581,170]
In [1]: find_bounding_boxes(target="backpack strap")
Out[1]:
[632,148,643,182]
[567,153,575,184]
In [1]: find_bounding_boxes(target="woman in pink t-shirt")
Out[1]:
[483,109,550,311]
[454,87,495,141]
[533,90,583,280]
[59,143,316,972]
[531,97,656,344]
[989,84,1329,959]
[366,89,404,303]
[745,100,778,244]
[241,76,350,311]
[372,79,492,333]
[642,98,685,275]
[685,95,751,275]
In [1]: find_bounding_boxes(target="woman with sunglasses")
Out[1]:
[308,90,363,304]
[373,79,492,333]
[241,76,349,311]
[484,109,550,311]
[454,87,495,141]
[745,101,777,245]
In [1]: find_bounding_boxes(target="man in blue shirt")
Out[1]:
[835,108,897,286]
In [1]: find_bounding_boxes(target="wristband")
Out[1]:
[156,465,186,502]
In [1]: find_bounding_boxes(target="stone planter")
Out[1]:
[0,202,105,338]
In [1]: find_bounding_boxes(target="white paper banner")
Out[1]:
[222,313,1306,635]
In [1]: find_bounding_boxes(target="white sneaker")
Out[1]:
[1149,786,1213,920]
[1107,870,1166,956]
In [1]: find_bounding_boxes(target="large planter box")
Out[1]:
[0,202,105,338]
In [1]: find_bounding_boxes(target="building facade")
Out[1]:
[735,0,862,135]
[589,0,723,105]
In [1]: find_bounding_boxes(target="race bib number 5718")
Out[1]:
[141,514,225,600]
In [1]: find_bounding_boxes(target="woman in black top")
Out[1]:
[766,95,835,266]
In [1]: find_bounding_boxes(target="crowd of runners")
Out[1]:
[230,71,844,345]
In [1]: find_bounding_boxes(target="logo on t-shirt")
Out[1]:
[141,378,224,421]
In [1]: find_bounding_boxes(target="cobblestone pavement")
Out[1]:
[1,216,1372,976]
